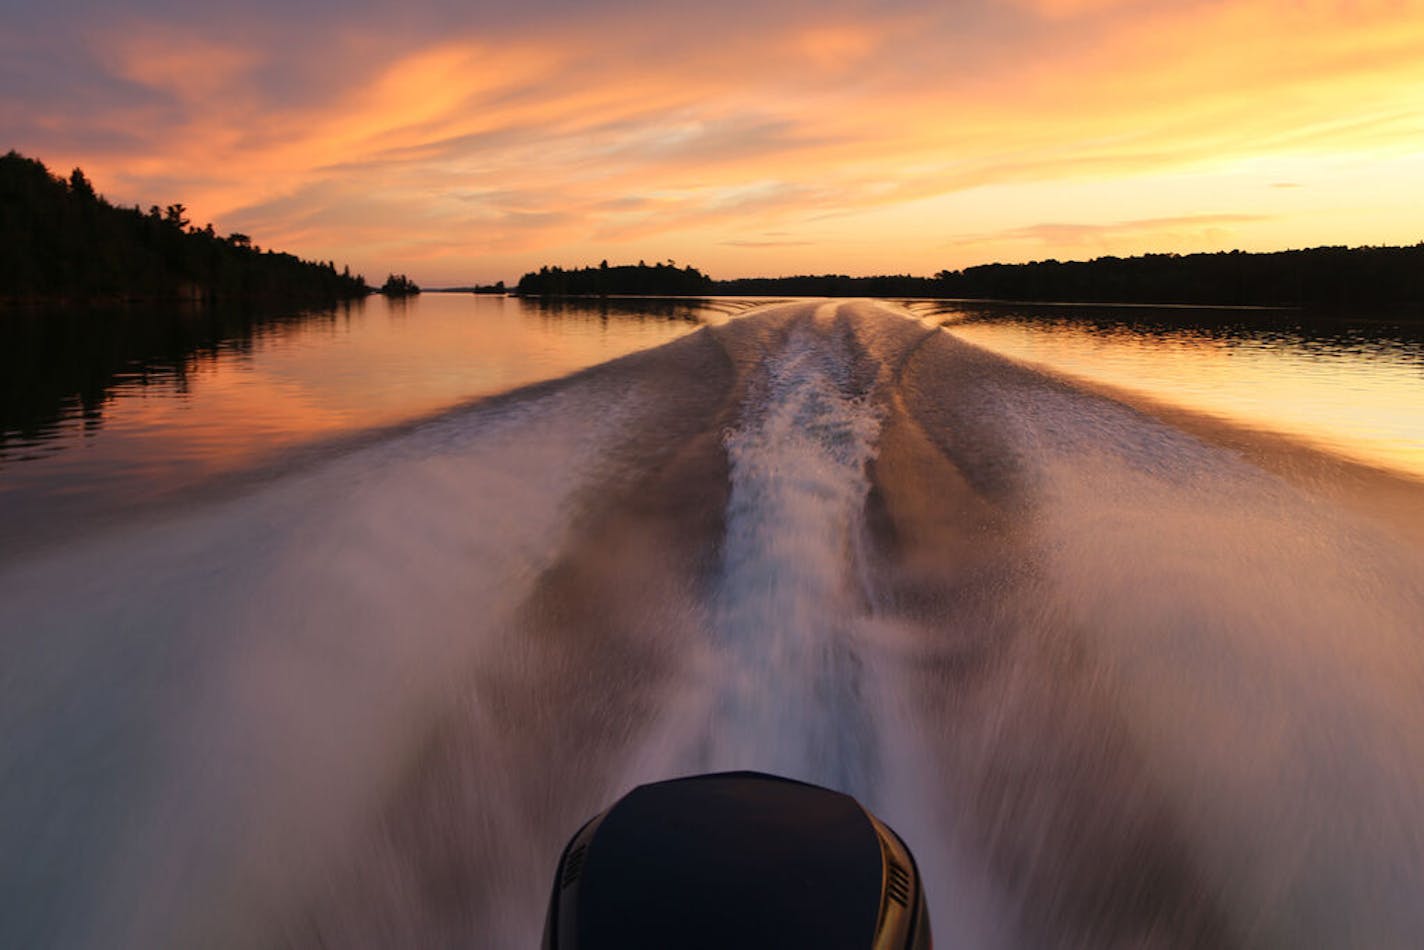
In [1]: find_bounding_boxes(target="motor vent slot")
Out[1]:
[885,858,911,908]
[562,844,588,889]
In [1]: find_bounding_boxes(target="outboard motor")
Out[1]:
[544,771,931,949]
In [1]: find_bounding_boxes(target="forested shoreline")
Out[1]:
[517,245,1424,312]
[515,260,715,297]
[7,147,1420,313]
[0,151,370,304]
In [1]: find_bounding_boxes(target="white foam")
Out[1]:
[0,380,647,948]
[693,313,884,788]
[1001,379,1424,946]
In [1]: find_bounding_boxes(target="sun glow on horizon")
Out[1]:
[6,0,1423,284]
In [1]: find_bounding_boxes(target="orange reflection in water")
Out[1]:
[0,295,711,546]
[162,297,696,455]
[949,314,1424,478]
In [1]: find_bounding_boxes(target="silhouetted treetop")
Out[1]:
[518,247,1423,312]
[516,261,714,296]
[380,273,421,296]
[0,150,369,304]
[932,246,1424,309]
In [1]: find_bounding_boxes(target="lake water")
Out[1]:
[3,295,1423,948]
[0,295,759,553]
[5,296,1420,553]
[907,300,1424,476]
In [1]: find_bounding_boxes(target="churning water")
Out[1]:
[2,300,1423,947]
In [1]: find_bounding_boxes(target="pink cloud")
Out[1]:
[6,0,1422,282]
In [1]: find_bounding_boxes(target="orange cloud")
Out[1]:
[1014,0,1138,16]
[105,31,262,103]
[13,0,1421,283]
[948,214,1274,257]
[795,25,881,69]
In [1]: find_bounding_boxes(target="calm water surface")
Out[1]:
[4,293,1421,548]
[0,294,758,551]
[909,301,1424,476]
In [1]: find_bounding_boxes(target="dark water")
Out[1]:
[2,298,1423,948]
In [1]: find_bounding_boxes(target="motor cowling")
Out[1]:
[544,771,931,949]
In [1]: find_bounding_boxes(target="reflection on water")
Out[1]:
[6,295,1421,554]
[0,294,759,553]
[0,299,362,449]
[521,295,767,323]
[907,301,1424,478]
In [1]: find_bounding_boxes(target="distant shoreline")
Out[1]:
[513,246,1424,316]
[503,291,1299,311]
[409,288,1424,323]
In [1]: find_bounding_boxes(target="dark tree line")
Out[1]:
[935,247,1424,309]
[516,247,1424,312]
[516,260,714,296]
[379,273,421,296]
[426,281,504,293]
[0,150,369,303]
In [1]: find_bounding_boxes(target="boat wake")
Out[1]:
[2,300,1423,948]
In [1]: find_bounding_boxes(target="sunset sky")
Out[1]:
[5,0,1423,285]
